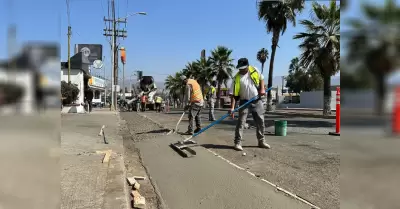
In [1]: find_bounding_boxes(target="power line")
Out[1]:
[65,0,71,26]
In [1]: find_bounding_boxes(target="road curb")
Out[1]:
[103,113,131,209]
[130,112,170,209]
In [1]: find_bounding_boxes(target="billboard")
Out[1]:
[74,44,103,63]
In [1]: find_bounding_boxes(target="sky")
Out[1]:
[0,0,372,84]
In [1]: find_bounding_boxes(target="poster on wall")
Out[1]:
[74,44,103,63]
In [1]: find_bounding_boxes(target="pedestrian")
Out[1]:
[155,95,162,112]
[85,89,94,113]
[136,96,141,112]
[141,94,147,112]
[204,81,217,121]
[181,75,204,135]
[229,58,270,151]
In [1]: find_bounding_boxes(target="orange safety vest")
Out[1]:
[187,79,203,103]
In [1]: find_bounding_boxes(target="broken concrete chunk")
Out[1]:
[133,182,141,190]
[127,177,137,186]
[131,190,146,209]
[133,176,146,181]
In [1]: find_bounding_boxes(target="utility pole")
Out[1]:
[67,26,71,83]
[103,0,127,110]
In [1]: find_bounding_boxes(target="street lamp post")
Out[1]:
[118,12,146,101]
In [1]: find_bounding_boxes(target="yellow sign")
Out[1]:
[40,75,48,86]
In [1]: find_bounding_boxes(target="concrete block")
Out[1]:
[133,182,140,190]
[131,190,146,209]
[95,150,112,163]
[127,177,137,186]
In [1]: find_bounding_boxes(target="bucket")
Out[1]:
[274,120,287,136]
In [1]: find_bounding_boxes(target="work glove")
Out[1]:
[228,108,235,119]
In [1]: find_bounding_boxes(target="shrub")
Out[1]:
[61,81,79,105]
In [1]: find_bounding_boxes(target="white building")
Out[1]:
[88,76,106,106]
[60,52,91,113]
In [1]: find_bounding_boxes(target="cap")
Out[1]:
[180,75,187,80]
[236,58,249,70]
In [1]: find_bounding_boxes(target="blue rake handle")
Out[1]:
[183,86,273,142]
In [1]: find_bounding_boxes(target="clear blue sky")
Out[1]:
[0,0,360,83]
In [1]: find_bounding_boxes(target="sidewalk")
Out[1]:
[61,110,129,209]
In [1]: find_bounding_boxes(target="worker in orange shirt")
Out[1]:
[140,94,147,112]
[181,75,204,135]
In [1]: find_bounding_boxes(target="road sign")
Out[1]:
[93,60,103,69]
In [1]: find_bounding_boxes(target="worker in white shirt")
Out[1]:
[229,58,271,151]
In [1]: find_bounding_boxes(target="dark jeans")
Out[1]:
[141,103,146,111]
[188,104,203,132]
[155,103,161,112]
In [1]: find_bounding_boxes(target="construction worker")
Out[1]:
[204,81,217,121]
[181,75,204,135]
[140,94,147,112]
[155,95,163,112]
[229,58,270,151]
[135,95,141,112]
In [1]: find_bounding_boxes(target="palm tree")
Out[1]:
[182,62,197,79]
[257,0,305,111]
[209,46,235,108]
[256,48,269,74]
[345,0,400,114]
[165,72,185,107]
[293,0,340,115]
[193,58,215,93]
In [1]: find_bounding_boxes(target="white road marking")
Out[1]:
[205,148,321,209]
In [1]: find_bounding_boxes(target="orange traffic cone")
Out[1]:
[392,86,400,134]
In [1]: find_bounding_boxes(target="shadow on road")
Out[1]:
[202,144,232,149]
[215,119,334,128]
[136,128,171,134]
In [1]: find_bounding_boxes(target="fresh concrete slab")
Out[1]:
[135,134,310,209]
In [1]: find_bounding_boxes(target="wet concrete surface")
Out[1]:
[138,109,339,209]
[135,133,310,209]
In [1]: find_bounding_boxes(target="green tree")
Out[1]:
[165,72,185,107]
[182,62,197,79]
[193,57,215,93]
[285,57,322,93]
[293,0,340,115]
[256,48,269,74]
[345,0,400,114]
[257,0,305,111]
[209,46,235,108]
[61,81,79,105]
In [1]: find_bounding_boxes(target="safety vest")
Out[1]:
[233,66,260,97]
[187,79,203,102]
[156,96,162,103]
[204,86,216,99]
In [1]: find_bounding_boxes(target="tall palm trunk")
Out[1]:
[216,82,222,108]
[322,73,332,116]
[266,30,280,111]
[375,73,386,115]
[261,62,265,74]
